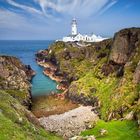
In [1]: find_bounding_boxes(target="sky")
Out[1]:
[0,0,140,40]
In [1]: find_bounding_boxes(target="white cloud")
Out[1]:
[0,8,63,39]
[99,0,117,15]
[34,0,117,18]
[0,8,44,30]
[5,0,118,19]
[0,9,29,29]
[6,0,42,15]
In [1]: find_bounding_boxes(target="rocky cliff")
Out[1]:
[0,55,61,140]
[0,55,35,107]
[36,28,140,134]
[110,28,140,64]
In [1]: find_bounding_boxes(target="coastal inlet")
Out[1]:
[0,40,58,96]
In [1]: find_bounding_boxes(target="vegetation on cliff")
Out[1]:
[36,28,140,138]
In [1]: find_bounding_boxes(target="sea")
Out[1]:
[0,40,58,96]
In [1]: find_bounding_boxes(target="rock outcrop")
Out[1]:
[0,55,35,90]
[110,28,140,64]
[0,55,35,107]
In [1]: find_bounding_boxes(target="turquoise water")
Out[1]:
[0,40,57,96]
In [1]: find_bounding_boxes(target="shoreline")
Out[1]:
[39,105,99,139]
[37,60,69,92]
[31,93,79,118]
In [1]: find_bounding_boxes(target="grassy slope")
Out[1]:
[0,90,62,140]
[81,120,139,140]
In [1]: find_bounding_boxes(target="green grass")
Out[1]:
[71,70,120,120]
[81,120,139,140]
[0,113,62,140]
[0,90,62,140]
[5,89,29,103]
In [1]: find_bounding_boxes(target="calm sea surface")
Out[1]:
[0,40,57,96]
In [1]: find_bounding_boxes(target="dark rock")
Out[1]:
[50,54,57,65]
[95,46,101,51]
[63,51,71,60]
[66,87,98,107]
[110,28,140,64]
[101,63,115,76]
[90,88,97,93]
[97,53,107,59]
[116,66,124,77]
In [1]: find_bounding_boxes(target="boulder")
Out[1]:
[100,129,108,136]
[125,111,134,120]
[110,28,140,64]
[69,135,96,140]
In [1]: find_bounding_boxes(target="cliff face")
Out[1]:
[0,55,61,140]
[36,28,140,132]
[110,28,140,64]
[0,55,35,107]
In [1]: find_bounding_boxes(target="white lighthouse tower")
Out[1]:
[71,18,78,36]
[62,18,106,42]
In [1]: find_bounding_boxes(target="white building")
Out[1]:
[71,18,78,36]
[63,18,106,42]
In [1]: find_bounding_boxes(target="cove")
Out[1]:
[0,40,57,96]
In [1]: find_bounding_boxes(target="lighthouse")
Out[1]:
[62,18,106,42]
[71,18,78,36]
